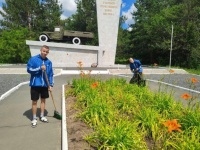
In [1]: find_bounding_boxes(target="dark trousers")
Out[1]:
[129,72,145,86]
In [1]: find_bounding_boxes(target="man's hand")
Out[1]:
[48,86,52,91]
[41,65,46,71]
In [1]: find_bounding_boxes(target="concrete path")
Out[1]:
[0,76,68,150]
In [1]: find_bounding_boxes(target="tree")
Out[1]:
[129,0,200,68]
[0,28,32,63]
[0,0,40,30]
[0,0,62,32]
[38,0,63,32]
[115,15,133,64]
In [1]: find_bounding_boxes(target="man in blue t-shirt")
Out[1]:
[129,57,143,86]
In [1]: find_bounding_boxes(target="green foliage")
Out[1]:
[126,0,200,68]
[0,0,40,29]
[185,68,200,75]
[38,0,63,32]
[67,77,200,149]
[116,28,133,63]
[0,0,62,33]
[0,28,31,63]
[0,0,63,64]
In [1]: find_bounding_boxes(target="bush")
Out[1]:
[0,28,33,63]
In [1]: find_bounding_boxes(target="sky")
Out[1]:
[0,0,137,29]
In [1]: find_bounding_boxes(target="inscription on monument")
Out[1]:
[100,0,118,16]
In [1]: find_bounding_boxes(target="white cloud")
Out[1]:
[59,0,77,19]
[60,14,67,20]
[122,3,137,26]
[121,2,126,8]
[127,27,133,31]
[0,7,4,20]
[0,0,5,20]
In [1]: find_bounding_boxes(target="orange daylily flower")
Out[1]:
[163,119,181,133]
[169,69,174,73]
[181,93,192,100]
[191,78,198,83]
[91,82,98,88]
[77,61,83,67]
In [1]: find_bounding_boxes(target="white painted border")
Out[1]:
[61,70,110,75]
[62,84,68,150]
[116,74,200,93]
[0,81,29,101]
[147,79,200,93]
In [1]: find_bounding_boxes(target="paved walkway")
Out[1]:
[0,75,68,150]
[0,65,198,150]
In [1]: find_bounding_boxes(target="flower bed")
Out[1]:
[66,67,200,149]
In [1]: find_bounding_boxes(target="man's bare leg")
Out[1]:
[40,98,46,117]
[40,98,48,122]
[32,100,37,119]
[31,100,38,127]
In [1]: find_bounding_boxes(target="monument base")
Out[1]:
[26,40,100,67]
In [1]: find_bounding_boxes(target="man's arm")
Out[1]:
[27,58,42,75]
[48,62,54,87]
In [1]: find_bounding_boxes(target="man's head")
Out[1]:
[40,45,49,59]
[129,58,134,63]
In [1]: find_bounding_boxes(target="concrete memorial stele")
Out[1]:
[26,0,121,67]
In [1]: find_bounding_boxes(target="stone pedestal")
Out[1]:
[26,40,100,67]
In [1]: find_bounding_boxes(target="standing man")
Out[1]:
[27,45,54,127]
[129,57,143,86]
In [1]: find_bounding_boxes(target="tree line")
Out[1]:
[0,0,200,69]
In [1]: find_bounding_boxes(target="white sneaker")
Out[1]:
[40,116,48,123]
[31,119,37,128]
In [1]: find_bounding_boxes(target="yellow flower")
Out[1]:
[181,93,192,100]
[163,119,181,133]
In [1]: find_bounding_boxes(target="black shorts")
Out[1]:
[30,87,49,101]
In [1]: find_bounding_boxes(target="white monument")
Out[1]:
[26,0,121,67]
[96,0,121,66]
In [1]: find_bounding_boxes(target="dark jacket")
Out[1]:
[130,59,143,74]
[27,54,54,87]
